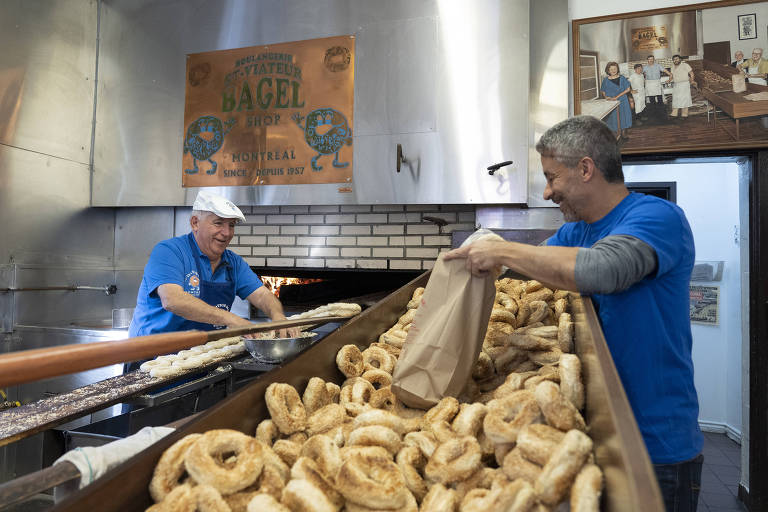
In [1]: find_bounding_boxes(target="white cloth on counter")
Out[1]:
[54,426,175,490]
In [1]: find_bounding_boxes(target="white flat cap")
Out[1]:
[192,191,246,223]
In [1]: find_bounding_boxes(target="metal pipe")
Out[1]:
[0,316,349,389]
[0,285,117,295]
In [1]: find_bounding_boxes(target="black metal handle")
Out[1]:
[487,160,513,175]
[397,143,407,173]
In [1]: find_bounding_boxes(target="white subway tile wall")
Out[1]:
[230,204,477,270]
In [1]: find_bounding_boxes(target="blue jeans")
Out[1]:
[654,453,704,512]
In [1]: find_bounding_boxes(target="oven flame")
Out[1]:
[260,276,323,297]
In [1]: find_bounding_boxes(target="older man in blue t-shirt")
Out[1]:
[129,191,298,349]
[445,115,703,512]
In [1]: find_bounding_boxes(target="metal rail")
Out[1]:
[0,285,117,295]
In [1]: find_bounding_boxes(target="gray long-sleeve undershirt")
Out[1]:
[574,235,658,294]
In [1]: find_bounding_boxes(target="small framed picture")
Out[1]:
[738,13,757,39]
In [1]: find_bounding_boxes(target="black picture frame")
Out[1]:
[739,13,758,39]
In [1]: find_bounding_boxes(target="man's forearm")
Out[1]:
[247,287,288,321]
[160,287,245,326]
[497,242,579,291]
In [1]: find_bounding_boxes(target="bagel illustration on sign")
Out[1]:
[183,115,236,175]
[291,108,352,171]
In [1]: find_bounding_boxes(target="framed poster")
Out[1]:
[738,13,758,39]
[572,0,768,155]
[182,35,355,187]
[690,285,720,325]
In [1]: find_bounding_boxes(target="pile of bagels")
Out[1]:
[145,279,603,512]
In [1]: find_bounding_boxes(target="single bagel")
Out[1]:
[303,377,333,415]
[502,447,543,484]
[271,439,301,468]
[396,445,428,502]
[451,402,488,438]
[347,425,402,456]
[558,312,574,353]
[306,403,346,437]
[300,434,343,480]
[184,429,263,495]
[280,478,338,512]
[403,431,438,459]
[420,483,458,512]
[354,408,407,435]
[265,383,307,435]
[290,456,345,509]
[535,429,594,505]
[255,419,279,447]
[422,396,460,427]
[533,381,586,432]
[424,436,482,485]
[336,450,409,509]
[570,463,604,512]
[149,433,202,502]
[336,344,364,378]
[361,346,395,374]
[517,423,567,466]
[362,369,393,389]
[483,390,541,444]
[559,353,585,411]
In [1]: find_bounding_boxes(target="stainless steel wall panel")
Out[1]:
[527,0,569,208]
[0,145,113,266]
[353,132,443,203]
[93,0,537,206]
[476,205,565,230]
[114,270,144,310]
[355,17,437,136]
[114,208,175,269]
[92,0,188,207]
[13,268,117,326]
[0,0,96,164]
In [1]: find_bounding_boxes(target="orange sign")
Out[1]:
[182,35,354,187]
[631,26,668,52]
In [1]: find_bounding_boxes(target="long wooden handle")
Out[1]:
[0,317,349,388]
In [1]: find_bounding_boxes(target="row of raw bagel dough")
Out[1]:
[145,280,601,512]
[137,302,362,379]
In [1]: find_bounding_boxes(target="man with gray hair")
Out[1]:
[129,191,298,345]
[738,48,768,85]
[445,115,703,511]
[731,50,746,68]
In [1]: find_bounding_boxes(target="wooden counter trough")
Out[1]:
[53,272,663,511]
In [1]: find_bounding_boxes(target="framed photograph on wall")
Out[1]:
[572,0,768,155]
[738,13,757,39]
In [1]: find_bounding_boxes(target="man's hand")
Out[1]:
[270,313,301,339]
[444,240,507,277]
[226,315,258,338]
[247,287,299,338]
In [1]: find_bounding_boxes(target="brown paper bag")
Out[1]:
[733,73,747,93]
[391,255,497,409]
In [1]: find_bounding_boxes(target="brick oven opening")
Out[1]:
[252,267,422,314]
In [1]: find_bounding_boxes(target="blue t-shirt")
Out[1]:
[129,233,263,337]
[643,62,664,80]
[548,192,702,464]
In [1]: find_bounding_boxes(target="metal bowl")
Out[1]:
[243,332,319,363]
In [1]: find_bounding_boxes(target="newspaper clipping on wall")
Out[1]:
[689,285,719,325]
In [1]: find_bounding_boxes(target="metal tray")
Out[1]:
[53,272,663,511]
